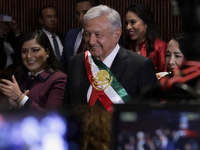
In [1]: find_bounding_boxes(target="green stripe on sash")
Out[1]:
[93,59,131,103]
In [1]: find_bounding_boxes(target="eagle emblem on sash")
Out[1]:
[92,70,113,91]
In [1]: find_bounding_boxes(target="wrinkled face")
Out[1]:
[125,11,147,43]
[21,39,49,75]
[83,16,121,61]
[166,39,184,73]
[39,7,57,33]
[76,1,92,27]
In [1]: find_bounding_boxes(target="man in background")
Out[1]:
[39,5,64,61]
[60,0,99,73]
[0,19,21,69]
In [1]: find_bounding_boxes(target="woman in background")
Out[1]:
[0,30,67,111]
[165,33,185,73]
[157,33,185,80]
[125,3,167,73]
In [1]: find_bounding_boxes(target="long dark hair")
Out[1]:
[16,30,63,81]
[171,33,186,53]
[125,3,160,56]
[75,0,100,6]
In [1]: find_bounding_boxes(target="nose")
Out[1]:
[126,22,132,30]
[88,34,96,46]
[27,51,32,58]
[169,55,175,66]
[51,16,55,21]
[79,12,84,21]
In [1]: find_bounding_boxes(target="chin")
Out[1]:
[130,36,137,41]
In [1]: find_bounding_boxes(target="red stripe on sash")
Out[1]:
[85,51,113,112]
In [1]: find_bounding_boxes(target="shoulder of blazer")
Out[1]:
[66,27,82,36]
[38,71,66,82]
[117,46,151,64]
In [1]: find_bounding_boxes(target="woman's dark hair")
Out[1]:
[125,3,159,56]
[179,31,200,61]
[75,0,100,7]
[171,33,186,53]
[16,30,63,81]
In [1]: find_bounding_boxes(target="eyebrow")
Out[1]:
[174,52,183,54]
[166,50,183,55]
[22,46,40,50]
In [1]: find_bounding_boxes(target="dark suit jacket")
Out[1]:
[60,27,82,73]
[0,32,22,69]
[19,71,67,112]
[7,33,22,68]
[56,32,65,45]
[63,47,157,110]
[0,37,7,68]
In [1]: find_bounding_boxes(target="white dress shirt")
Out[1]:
[74,28,84,55]
[42,28,63,57]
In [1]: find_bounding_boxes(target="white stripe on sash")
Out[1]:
[88,52,124,104]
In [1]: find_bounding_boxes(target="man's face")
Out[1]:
[76,1,92,27]
[83,16,122,61]
[39,7,57,33]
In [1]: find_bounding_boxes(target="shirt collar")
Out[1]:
[28,70,44,77]
[103,44,120,68]
[42,28,56,36]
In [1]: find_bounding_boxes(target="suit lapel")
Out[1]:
[80,60,90,103]
[69,28,82,57]
[110,47,128,81]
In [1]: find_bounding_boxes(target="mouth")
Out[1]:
[50,23,56,27]
[90,45,101,50]
[129,31,135,36]
[27,60,36,65]
[170,67,177,73]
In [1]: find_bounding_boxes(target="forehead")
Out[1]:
[42,7,56,16]
[22,39,39,47]
[84,16,110,32]
[167,39,180,52]
[126,11,141,20]
[76,1,92,11]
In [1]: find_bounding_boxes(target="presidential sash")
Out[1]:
[85,51,131,111]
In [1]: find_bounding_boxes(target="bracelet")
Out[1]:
[15,92,23,101]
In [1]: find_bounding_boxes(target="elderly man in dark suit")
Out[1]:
[63,5,157,112]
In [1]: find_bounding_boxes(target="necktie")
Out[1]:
[52,34,61,60]
[76,38,85,54]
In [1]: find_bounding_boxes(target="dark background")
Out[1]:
[0,0,182,43]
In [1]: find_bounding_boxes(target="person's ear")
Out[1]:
[145,24,147,31]
[46,48,50,57]
[39,17,43,25]
[114,28,122,43]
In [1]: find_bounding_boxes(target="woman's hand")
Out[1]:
[8,90,29,108]
[0,75,22,101]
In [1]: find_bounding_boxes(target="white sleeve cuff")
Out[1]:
[18,95,29,108]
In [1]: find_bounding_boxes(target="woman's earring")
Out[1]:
[47,55,49,58]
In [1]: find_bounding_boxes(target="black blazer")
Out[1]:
[0,33,22,69]
[0,37,7,68]
[63,47,157,109]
